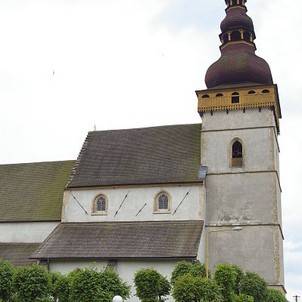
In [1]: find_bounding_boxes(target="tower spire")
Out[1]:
[205,0,273,88]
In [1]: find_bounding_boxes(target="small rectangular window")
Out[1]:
[232,96,240,103]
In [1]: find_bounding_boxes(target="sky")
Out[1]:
[0,0,301,299]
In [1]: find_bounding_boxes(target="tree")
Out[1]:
[13,265,51,302]
[240,272,268,302]
[266,289,287,302]
[50,272,70,302]
[231,265,244,295]
[234,294,254,302]
[134,268,171,302]
[171,261,207,285]
[69,268,130,302]
[98,268,130,300]
[172,274,223,302]
[0,260,15,302]
[70,268,111,302]
[214,263,237,302]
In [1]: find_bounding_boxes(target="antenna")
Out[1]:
[71,192,89,215]
[173,191,190,215]
[294,296,300,302]
[114,192,129,217]
[93,123,97,131]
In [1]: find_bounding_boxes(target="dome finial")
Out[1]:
[204,0,273,88]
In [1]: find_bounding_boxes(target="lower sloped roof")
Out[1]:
[0,243,40,266]
[0,160,75,222]
[32,220,204,259]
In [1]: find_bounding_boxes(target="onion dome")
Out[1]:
[205,0,273,88]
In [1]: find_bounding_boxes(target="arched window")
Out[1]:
[248,90,256,94]
[216,93,223,97]
[262,89,270,94]
[154,192,171,213]
[232,92,240,103]
[93,194,108,214]
[202,94,210,99]
[231,31,241,41]
[231,140,243,167]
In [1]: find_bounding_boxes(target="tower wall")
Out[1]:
[201,108,285,290]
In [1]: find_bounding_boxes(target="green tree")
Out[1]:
[266,289,287,302]
[70,268,111,302]
[240,272,268,302]
[0,260,15,302]
[13,265,51,302]
[231,265,244,295]
[234,294,254,302]
[172,274,223,302]
[50,272,70,302]
[214,264,238,302]
[99,268,130,300]
[171,261,207,285]
[69,268,130,302]
[134,268,171,302]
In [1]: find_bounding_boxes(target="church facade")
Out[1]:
[0,0,285,300]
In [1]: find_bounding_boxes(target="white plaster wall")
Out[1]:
[49,260,179,302]
[201,109,275,131]
[201,127,277,173]
[0,222,58,243]
[206,173,281,225]
[62,184,205,223]
[207,225,284,286]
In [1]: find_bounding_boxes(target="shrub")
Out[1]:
[266,289,287,302]
[69,268,130,302]
[171,261,207,285]
[0,260,15,302]
[234,294,254,302]
[99,268,130,300]
[70,268,111,302]
[50,272,70,302]
[13,265,51,302]
[173,274,222,302]
[240,272,268,302]
[214,263,237,302]
[231,265,244,295]
[134,268,171,302]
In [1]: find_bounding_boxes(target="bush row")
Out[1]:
[0,261,130,302]
[0,260,286,302]
[134,262,287,302]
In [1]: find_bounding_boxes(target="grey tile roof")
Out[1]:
[0,161,75,222]
[0,243,40,266]
[67,124,202,188]
[32,220,204,259]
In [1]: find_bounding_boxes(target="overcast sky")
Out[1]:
[0,0,301,299]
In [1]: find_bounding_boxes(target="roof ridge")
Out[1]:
[89,123,201,134]
[0,160,75,167]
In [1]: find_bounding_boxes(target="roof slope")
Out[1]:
[32,220,204,259]
[68,124,201,188]
[0,243,40,266]
[0,161,75,222]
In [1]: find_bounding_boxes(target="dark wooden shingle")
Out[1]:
[32,221,204,259]
[68,124,201,188]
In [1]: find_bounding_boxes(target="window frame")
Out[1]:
[92,194,108,216]
[153,191,172,214]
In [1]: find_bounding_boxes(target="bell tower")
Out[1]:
[198,0,285,292]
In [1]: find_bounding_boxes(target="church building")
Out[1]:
[0,0,285,300]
